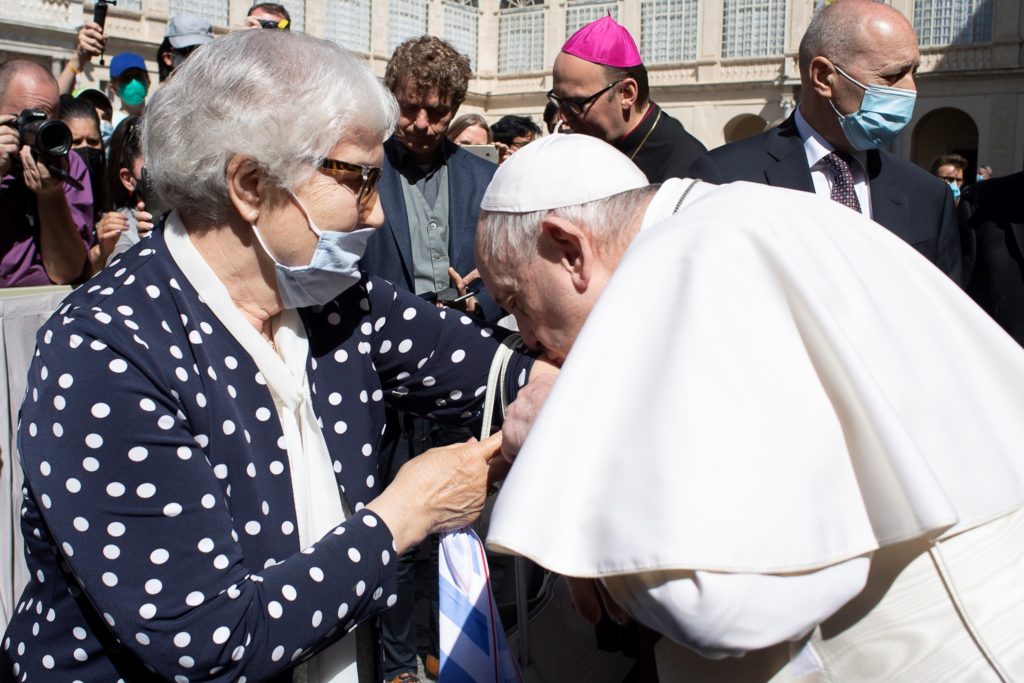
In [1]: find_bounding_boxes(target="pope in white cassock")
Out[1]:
[475,134,1024,682]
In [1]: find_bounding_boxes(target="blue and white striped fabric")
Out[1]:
[438,528,520,683]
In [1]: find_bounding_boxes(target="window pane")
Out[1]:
[166,1,227,29]
[388,0,429,54]
[325,0,372,53]
[444,0,479,71]
[641,0,699,64]
[913,0,992,46]
[722,0,786,59]
[498,1,545,74]
[566,0,618,38]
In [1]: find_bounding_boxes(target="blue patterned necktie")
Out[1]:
[825,152,862,213]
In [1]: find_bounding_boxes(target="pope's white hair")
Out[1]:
[143,29,398,225]
[477,186,658,267]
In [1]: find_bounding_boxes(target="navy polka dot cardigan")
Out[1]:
[2,227,532,682]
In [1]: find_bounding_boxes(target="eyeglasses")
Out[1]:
[318,158,382,215]
[546,80,622,119]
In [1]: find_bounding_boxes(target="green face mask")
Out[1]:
[117,78,148,107]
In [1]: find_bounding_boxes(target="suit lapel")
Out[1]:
[380,139,415,282]
[765,116,815,193]
[444,140,466,269]
[866,150,910,236]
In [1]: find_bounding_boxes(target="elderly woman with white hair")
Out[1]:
[2,30,546,682]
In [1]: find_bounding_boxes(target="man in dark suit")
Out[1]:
[360,35,498,683]
[689,0,962,285]
[959,171,1024,345]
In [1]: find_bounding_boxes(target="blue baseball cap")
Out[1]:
[109,52,147,79]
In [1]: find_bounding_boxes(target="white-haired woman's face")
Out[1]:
[252,137,384,268]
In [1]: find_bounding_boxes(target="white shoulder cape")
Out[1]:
[486,180,1024,576]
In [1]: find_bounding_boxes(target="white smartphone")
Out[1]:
[463,144,498,164]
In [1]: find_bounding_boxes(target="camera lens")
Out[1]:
[24,119,72,158]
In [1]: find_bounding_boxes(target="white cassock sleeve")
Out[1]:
[601,557,870,657]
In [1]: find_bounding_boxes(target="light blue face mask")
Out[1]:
[252,193,373,309]
[100,119,114,147]
[948,180,961,203]
[828,64,917,151]
[976,174,986,183]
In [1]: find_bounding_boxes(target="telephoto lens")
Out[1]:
[13,109,72,158]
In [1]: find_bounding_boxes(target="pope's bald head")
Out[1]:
[0,60,59,117]
[798,0,917,81]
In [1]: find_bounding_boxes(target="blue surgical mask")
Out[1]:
[948,180,961,203]
[251,193,373,309]
[976,174,985,183]
[100,119,114,147]
[828,64,917,151]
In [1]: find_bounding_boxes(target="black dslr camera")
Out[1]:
[9,109,72,159]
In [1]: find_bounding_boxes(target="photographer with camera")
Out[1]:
[244,3,291,30]
[1,60,94,287]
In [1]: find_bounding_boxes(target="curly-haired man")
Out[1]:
[360,36,502,683]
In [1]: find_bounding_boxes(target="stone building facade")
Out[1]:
[1,0,1021,175]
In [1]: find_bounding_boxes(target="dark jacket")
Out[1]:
[688,114,963,285]
[959,171,1024,345]
[361,136,501,323]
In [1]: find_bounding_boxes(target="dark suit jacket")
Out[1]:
[688,115,963,285]
[362,136,501,322]
[959,171,1024,345]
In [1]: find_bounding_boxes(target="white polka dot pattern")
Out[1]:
[6,236,533,680]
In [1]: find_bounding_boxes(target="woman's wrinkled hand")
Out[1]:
[366,432,504,554]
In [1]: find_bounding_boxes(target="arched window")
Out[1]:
[325,0,372,53]
[388,0,428,54]
[721,0,786,59]
[641,0,699,64]
[565,0,617,38]
[914,0,993,46]
[498,0,545,74]
[444,0,480,71]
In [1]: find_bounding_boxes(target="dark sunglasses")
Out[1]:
[546,80,622,119]
[318,158,382,214]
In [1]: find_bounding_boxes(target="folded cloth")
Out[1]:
[438,528,519,683]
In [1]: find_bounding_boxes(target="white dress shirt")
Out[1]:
[794,106,873,219]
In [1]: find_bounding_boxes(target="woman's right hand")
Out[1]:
[366,431,505,554]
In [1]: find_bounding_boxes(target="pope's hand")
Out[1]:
[567,577,631,626]
[501,371,556,462]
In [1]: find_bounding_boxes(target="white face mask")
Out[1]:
[251,192,374,309]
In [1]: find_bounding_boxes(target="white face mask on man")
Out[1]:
[251,192,374,309]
